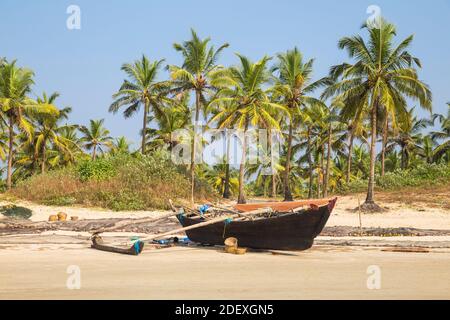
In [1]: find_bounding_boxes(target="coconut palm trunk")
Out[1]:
[238,125,248,204]
[190,90,201,205]
[268,130,277,198]
[403,148,409,169]
[307,128,314,199]
[381,116,388,176]
[346,131,354,184]
[283,119,294,201]
[141,100,149,154]
[317,150,322,198]
[41,145,46,173]
[6,118,14,190]
[223,130,231,199]
[271,175,277,198]
[324,124,332,197]
[92,145,97,161]
[365,98,379,205]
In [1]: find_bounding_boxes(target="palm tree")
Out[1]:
[202,158,239,196]
[331,154,350,191]
[245,136,285,198]
[351,144,370,179]
[322,19,432,210]
[431,103,450,161]
[109,55,170,154]
[0,60,58,189]
[145,95,191,152]
[295,106,317,198]
[294,102,337,198]
[271,47,329,201]
[169,29,229,205]
[388,108,432,169]
[418,135,437,164]
[344,107,369,183]
[384,150,401,172]
[50,125,84,166]
[323,104,346,198]
[211,54,288,203]
[79,119,113,160]
[208,100,238,199]
[34,92,74,173]
[110,136,131,155]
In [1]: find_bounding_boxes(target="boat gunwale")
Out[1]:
[183,200,334,224]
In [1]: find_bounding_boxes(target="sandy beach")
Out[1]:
[0,244,449,300]
[1,194,449,300]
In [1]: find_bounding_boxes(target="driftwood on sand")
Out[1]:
[2,218,450,238]
[0,217,179,236]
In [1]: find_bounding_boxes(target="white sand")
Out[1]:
[0,245,448,299]
[0,199,168,222]
[329,194,450,229]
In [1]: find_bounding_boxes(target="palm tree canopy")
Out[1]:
[211,54,288,130]
[79,119,113,152]
[270,47,329,113]
[109,55,170,118]
[169,29,230,115]
[0,61,59,138]
[322,19,432,127]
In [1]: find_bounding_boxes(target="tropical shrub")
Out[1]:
[337,163,450,194]
[77,158,116,182]
[10,151,216,210]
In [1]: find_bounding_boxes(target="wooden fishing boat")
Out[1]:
[176,198,337,251]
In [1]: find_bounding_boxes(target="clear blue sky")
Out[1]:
[1,0,449,148]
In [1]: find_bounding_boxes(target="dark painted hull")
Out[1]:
[177,198,336,251]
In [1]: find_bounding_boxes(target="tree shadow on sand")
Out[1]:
[1,205,33,220]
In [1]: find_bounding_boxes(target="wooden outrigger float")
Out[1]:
[90,198,337,255]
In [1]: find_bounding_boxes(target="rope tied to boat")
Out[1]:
[176,213,185,223]
[222,217,233,238]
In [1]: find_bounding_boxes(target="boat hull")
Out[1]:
[177,198,336,251]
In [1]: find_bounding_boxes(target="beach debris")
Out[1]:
[90,199,181,235]
[223,237,247,255]
[48,215,58,222]
[381,247,430,253]
[225,237,238,248]
[57,212,67,221]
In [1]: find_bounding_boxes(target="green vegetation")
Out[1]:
[337,163,450,194]
[11,152,214,211]
[1,20,449,211]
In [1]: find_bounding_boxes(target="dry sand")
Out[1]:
[330,194,450,229]
[0,194,449,300]
[0,244,449,299]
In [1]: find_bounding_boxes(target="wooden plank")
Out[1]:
[233,199,331,212]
